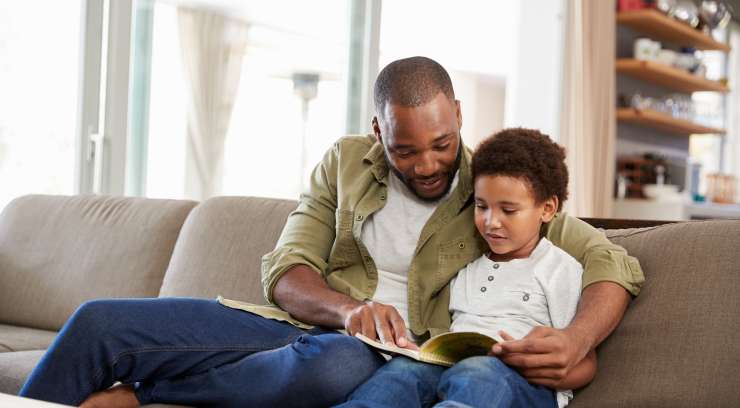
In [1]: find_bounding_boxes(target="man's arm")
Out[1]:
[493,282,627,387]
[264,139,413,348]
[273,265,414,348]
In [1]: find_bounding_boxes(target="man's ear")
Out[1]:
[372,116,382,143]
[455,99,463,129]
[541,196,559,223]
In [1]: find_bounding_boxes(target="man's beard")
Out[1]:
[386,142,462,203]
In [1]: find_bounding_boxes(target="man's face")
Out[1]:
[373,92,462,201]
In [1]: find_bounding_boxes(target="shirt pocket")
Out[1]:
[436,235,480,294]
[327,209,356,272]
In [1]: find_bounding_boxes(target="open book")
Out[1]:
[355,331,497,367]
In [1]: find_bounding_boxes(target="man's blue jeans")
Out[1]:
[19,298,385,407]
[336,355,557,408]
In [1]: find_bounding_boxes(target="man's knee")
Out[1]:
[293,334,384,387]
[66,299,119,335]
[295,333,384,373]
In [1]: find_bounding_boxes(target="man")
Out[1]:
[20,56,643,407]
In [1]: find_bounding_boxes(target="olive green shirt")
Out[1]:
[220,135,644,337]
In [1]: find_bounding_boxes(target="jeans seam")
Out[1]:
[89,344,277,394]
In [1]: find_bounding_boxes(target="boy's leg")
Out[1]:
[19,298,382,407]
[435,356,556,408]
[336,356,445,408]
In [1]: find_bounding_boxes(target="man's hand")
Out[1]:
[343,301,417,350]
[491,327,590,388]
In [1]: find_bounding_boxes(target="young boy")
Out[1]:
[337,128,597,408]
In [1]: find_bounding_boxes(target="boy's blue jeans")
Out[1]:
[19,298,385,407]
[336,355,557,408]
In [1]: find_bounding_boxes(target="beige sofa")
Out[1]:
[1,194,738,407]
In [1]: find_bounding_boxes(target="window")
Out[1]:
[132,0,350,200]
[0,2,83,209]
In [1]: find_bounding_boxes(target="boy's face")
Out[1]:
[473,175,557,261]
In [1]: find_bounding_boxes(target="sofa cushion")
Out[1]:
[572,220,740,407]
[159,196,298,304]
[0,324,57,353]
[0,195,197,331]
[0,350,44,395]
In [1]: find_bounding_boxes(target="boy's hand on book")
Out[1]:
[343,301,414,349]
[490,326,587,388]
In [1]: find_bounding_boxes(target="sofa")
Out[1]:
[0,194,738,407]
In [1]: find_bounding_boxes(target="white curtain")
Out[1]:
[177,7,248,200]
[559,0,616,217]
[725,23,740,191]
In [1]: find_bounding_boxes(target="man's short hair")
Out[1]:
[373,56,455,118]
[472,128,569,211]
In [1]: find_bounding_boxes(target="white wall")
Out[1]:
[450,71,506,149]
[504,0,566,141]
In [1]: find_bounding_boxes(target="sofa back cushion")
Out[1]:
[0,195,197,331]
[159,196,298,304]
[572,220,740,407]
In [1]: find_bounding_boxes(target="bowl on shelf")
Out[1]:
[643,184,683,201]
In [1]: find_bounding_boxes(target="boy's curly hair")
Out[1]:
[472,128,569,211]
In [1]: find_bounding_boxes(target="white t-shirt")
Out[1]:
[449,238,583,408]
[361,170,459,334]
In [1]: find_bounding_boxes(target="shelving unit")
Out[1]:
[616,59,729,93]
[613,7,733,216]
[616,9,730,135]
[617,9,730,52]
[617,108,725,135]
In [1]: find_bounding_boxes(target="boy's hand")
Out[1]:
[343,301,415,349]
[490,326,589,387]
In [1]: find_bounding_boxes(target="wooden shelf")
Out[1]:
[617,9,730,52]
[617,108,725,135]
[616,59,729,93]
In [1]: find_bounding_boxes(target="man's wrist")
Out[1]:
[336,299,364,328]
[564,324,597,357]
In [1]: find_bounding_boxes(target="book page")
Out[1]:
[418,332,496,367]
[355,333,421,361]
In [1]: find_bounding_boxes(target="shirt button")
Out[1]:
[480,287,487,293]
[493,263,500,269]
[356,214,363,221]
[380,194,386,200]
[522,293,530,302]
[458,242,465,249]
[488,276,494,282]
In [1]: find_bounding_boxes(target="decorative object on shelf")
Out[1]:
[634,38,661,61]
[619,0,649,11]
[622,92,721,127]
[632,39,706,76]
[616,155,672,198]
[643,183,683,202]
[673,0,700,27]
[655,0,678,16]
[706,173,737,204]
[699,0,734,30]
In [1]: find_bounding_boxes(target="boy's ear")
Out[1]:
[541,196,558,223]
